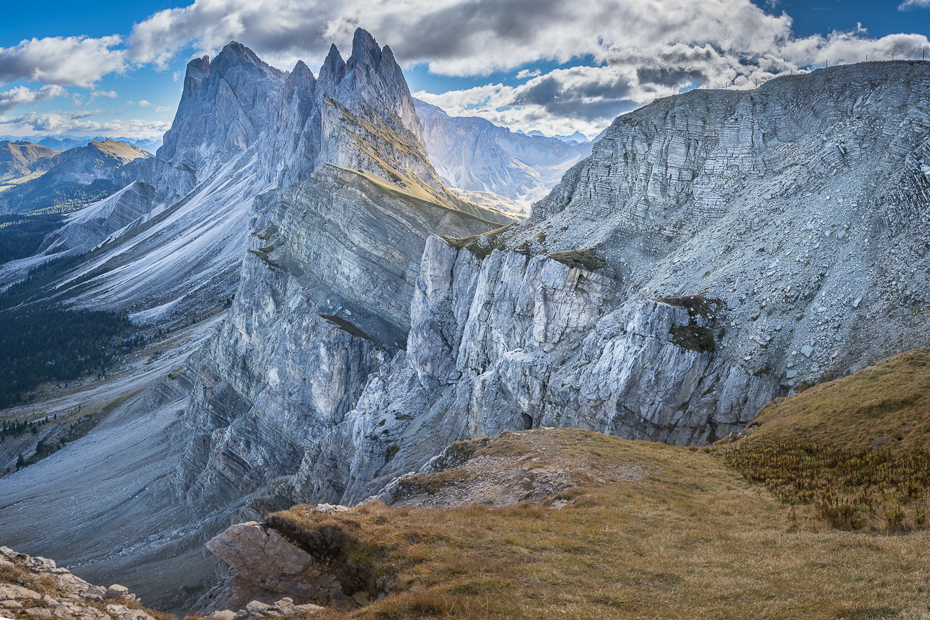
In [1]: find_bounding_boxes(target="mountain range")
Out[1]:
[0,29,929,615]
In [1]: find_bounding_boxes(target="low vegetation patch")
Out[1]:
[725,440,930,530]
[546,248,606,271]
[262,428,930,619]
[0,557,67,598]
[656,294,723,353]
[440,224,515,260]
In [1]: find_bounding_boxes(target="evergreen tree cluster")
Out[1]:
[0,307,144,408]
[0,213,65,264]
[0,418,41,441]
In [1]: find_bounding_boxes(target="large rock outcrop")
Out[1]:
[213,61,930,507]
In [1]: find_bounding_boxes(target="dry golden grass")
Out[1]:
[748,348,930,451]
[0,559,67,597]
[265,429,930,620]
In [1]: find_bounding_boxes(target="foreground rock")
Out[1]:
[193,521,348,617]
[0,546,154,620]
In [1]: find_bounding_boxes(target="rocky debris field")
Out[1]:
[0,546,159,620]
[371,428,652,509]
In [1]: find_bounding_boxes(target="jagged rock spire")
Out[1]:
[318,43,346,90]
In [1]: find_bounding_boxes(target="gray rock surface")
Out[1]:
[171,164,497,518]
[1,541,155,619]
[193,521,337,615]
[505,61,930,388]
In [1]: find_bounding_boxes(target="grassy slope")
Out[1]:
[0,141,62,185]
[267,429,930,620]
[746,348,930,451]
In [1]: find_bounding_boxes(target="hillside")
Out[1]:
[0,139,150,215]
[193,427,930,619]
[0,140,62,188]
[739,347,930,451]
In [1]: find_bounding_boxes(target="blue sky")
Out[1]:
[1,0,929,142]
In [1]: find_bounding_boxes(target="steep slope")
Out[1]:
[415,99,592,205]
[0,29,506,611]
[0,140,62,187]
[0,33,508,320]
[739,347,930,451]
[202,61,930,511]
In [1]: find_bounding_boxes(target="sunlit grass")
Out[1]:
[263,429,930,619]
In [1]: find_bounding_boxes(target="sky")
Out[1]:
[1,0,930,142]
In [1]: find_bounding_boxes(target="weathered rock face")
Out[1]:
[414,98,592,205]
[510,62,930,386]
[2,29,485,323]
[172,164,500,517]
[231,62,930,507]
[195,522,338,614]
[281,237,775,505]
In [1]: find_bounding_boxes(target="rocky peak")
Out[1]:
[345,28,383,75]
[180,55,212,103]
[211,40,285,82]
[317,43,346,91]
[286,60,315,91]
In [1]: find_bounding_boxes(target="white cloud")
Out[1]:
[137,100,152,107]
[0,109,170,138]
[0,84,66,112]
[1,0,928,137]
[91,90,118,98]
[156,106,173,113]
[0,36,126,87]
[900,0,930,9]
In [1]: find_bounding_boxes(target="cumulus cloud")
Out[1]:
[0,109,170,138]
[516,69,541,80]
[0,36,126,87]
[3,0,930,137]
[0,84,66,112]
[900,0,930,9]
[117,0,930,136]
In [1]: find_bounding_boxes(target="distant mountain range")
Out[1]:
[518,129,590,144]
[0,135,163,153]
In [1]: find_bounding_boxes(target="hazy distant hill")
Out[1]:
[0,141,63,186]
[414,98,592,205]
[0,139,150,216]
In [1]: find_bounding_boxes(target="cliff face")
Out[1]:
[196,61,930,508]
[167,31,510,520]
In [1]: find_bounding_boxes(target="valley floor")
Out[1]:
[0,316,227,612]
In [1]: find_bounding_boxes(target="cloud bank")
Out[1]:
[1,0,928,136]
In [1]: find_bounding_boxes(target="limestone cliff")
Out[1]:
[193,61,930,509]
